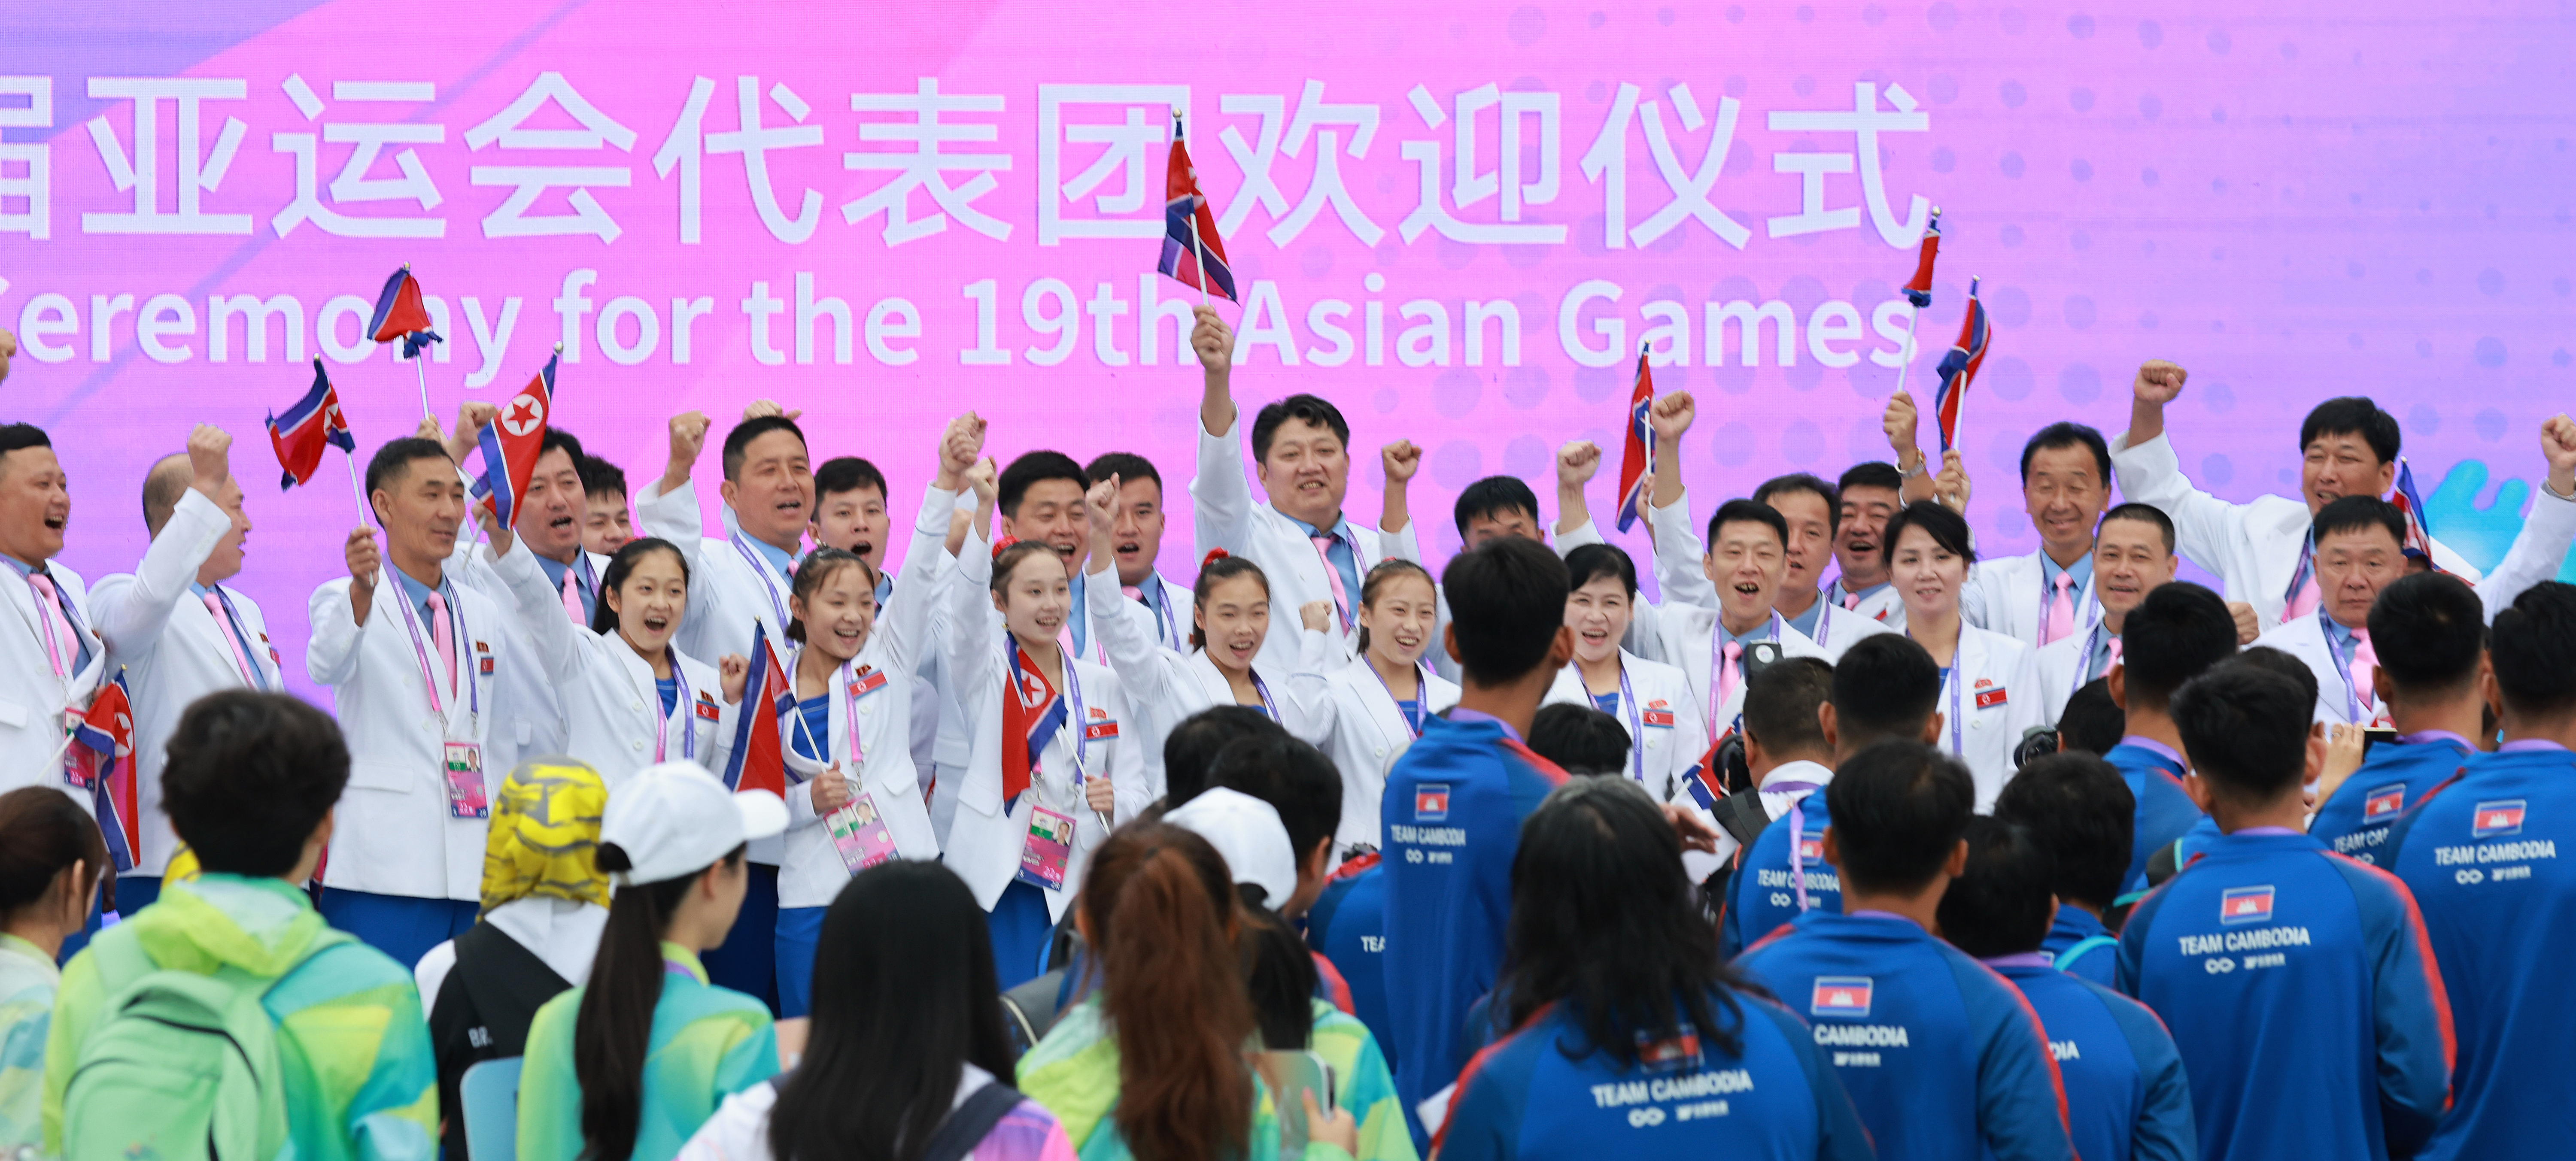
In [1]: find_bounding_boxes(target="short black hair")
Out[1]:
[0,424,51,484]
[2299,397,2401,465]
[1563,543,1638,597]
[1084,452,1163,494]
[997,450,1086,519]
[1706,498,1789,552]
[539,427,586,465]
[1936,817,2057,959]
[2057,678,2126,755]
[2018,421,2112,487]
[2118,582,2237,708]
[2312,495,2406,549]
[2099,502,2176,554]
[578,454,628,500]
[162,691,348,877]
[1753,472,1839,533]
[1824,740,1974,896]
[1249,394,1350,463]
[721,414,808,481]
[2230,645,2320,711]
[1835,461,1904,497]
[2367,573,2485,696]
[1207,734,1343,861]
[2173,665,2312,803]
[1830,634,1942,750]
[1880,499,1976,567]
[1994,751,2135,912]
[1162,706,1287,806]
[364,436,453,499]
[1528,704,1631,776]
[814,456,889,502]
[1743,656,1833,758]
[1454,475,1540,535]
[2493,582,2576,720]
[1443,537,1571,686]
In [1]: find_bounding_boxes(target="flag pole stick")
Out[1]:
[1892,303,1920,402]
[411,351,433,426]
[343,446,371,527]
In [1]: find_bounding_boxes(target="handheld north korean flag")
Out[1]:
[1930,277,1991,455]
[2391,458,2441,571]
[471,348,560,526]
[267,358,355,491]
[720,623,799,798]
[1901,208,1942,309]
[72,671,140,873]
[1158,110,1237,304]
[1616,347,1655,532]
[368,265,442,358]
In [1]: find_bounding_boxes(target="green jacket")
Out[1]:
[41,875,439,1161]
[1018,995,1364,1161]
[0,931,61,1149]
[515,943,778,1161]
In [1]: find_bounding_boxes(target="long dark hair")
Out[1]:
[786,548,875,645]
[1081,823,1254,1161]
[572,840,747,1161]
[1188,552,1271,652]
[0,786,108,920]
[769,861,1017,1161]
[1494,778,1751,1066]
[1237,885,1318,1051]
[1353,558,1434,655]
[589,537,691,636]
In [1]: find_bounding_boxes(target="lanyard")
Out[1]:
[838,658,868,772]
[2067,621,2108,700]
[632,647,694,763]
[729,532,794,634]
[1370,660,1429,738]
[1616,664,1645,782]
[1939,661,1965,758]
[1248,667,1280,723]
[2284,534,2317,605]
[392,576,477,728]
[209,585,271,691]
[1008,639,1088,786]
[1139,580,1180,649]
[2322,608,2367,722]
[1708,612,1783,743]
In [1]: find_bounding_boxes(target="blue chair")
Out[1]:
[460,1056,525,1161]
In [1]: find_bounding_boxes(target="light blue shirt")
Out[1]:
[1785,594,1824,640]
[2322,612,2364,675]
[740,534,797,585]
[1720,615,1780,653]
[1285,513,1364,623]
[2038,550,2094,603]
[4,556,93,676]
[1824,577,1891,610]
[391,568,456,637]
[190,582,272,691]
[532,552,596,624]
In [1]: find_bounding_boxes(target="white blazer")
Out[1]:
[1190,417,1388,675]
[1399,512,1659,683]
[1647,488,1895,662]
[440,534,597,779]
[2031,625,2117,724]
[768,485,956,909]
[1652,602,1829,744]
[2110,430,2480,632]
[489,538,737,785]
[1542,651,1707,800]
[0,558,105,805]
[944,529,1149,924]
[2252,613,2382,728]
[1288,658,1461,855]
[1917,623,2046,812]
[1087,559,1321,800]
[307,570,514,901]
[88,489,286,874]
[1819,578,1908,632]
[2475,484,2576,622]
[1960,550,2103,652]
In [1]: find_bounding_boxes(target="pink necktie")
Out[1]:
[1122,584,1142,601]
[25,571,73,678]
[2349,629,2379,718]
[2105,635,2123,672]
[2041,573,2076,646]
[2284,568,2322,622]
[1310,534,1350,630]
[425,590,458,698]
[561,567,586,623]
[203,590,258,686]
[1717,641,1744,714]
[1841,587,1862,611]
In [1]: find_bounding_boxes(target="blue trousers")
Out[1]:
[57,887,107,965]
[774,905,827,1019]
[703,863,781,1015]
[113,874,163,917]
[986,879,1059,991]
[318,888,478,970]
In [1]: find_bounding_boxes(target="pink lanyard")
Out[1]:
[394,579,475,724]
[1708,612,1783,742]
[839,659,867,772]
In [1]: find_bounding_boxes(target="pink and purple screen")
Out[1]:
[3,1,2569,701]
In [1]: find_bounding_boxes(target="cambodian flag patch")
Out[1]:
[2220,885,2275,925]
[2363,784,2406,820]
[1810,976,1873,1018]
[1797,836,1824,863]
[1635,1027,1703,1073]
[2473,799,2527,839]
[1415,784,1451,822]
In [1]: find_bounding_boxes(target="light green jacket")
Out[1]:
[0,932,61,1149]
[41,875,438,1161]
[516,942,778,1161]
[1018,995,1365,1161]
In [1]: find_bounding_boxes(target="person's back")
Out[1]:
[0,787,106,1151]
[39,692,437,1161]
[1993,753,2137,987]
[1732,742,2074,1161]
[2103,582,2233,897]
[2118,664,2450,1161]
[1940,816,2195,1161]
[2309,573,2489,866]
[2382,582,2576,1158]
[1306,856,1393,1070]
[1380,540,1574,1124]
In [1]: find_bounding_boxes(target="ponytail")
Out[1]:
[572,840,745,1161]
[1353,558,1434,655]
[1236,885,1318,1051]
[1083,824,1255,1161]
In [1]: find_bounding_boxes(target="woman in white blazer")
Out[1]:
[946,462,1146,989]
[1081,474,1315,802]
[1289,558,1459,856]
[765,456,960,1017]
[1543,545,1707,802]
[1884,500,2045,810]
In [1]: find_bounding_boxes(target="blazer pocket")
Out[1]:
[348,759,412,792]
[0,697,26,731]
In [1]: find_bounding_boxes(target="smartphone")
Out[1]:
[2360,727,2399,757]
[1258,1049,1337,1153]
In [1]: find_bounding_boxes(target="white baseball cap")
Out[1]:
[1165,788,1299,911]
[598,762,789,887]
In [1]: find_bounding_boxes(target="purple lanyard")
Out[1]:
[393,577,477,726]
[1370,661,1430,738]
[729,532,794,632]
[1709,612,1783,743]
[210,585,272,691]
[634,648,694,763]
[2068,620,2107,700]
[1249,668,1280,723]
[1008,639,1089,784]
[1617,663,1644,782]
[1775,784,1822,912]
[2285,536,2316,605]
[2321,608,2366,722]
[1938,659,1964,757]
